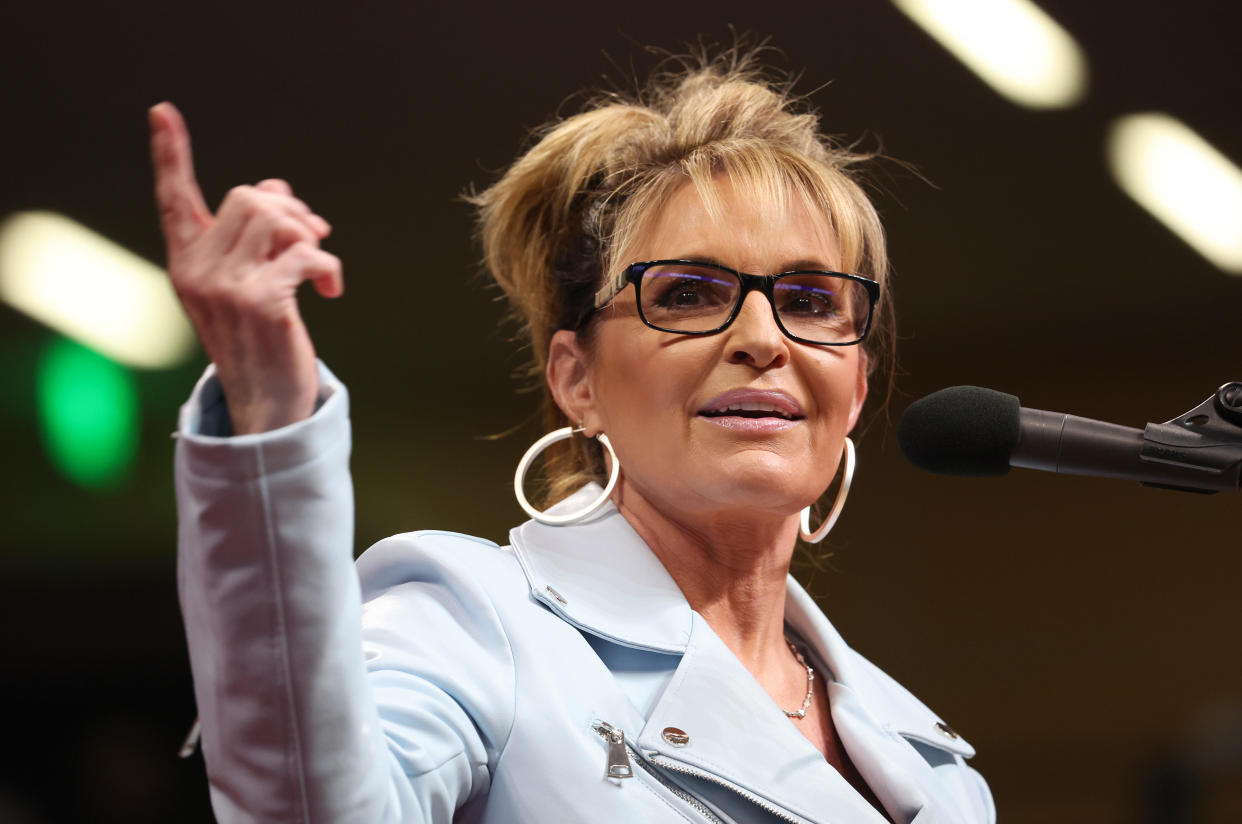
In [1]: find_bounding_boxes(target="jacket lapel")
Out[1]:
[635,610,892,824]
[786,582,978,824]
[509,486,979,824]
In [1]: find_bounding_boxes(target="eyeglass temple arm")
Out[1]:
[592,267,633,310]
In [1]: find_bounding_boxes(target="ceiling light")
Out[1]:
[0,211,196,368]
[1107,114,1242,275]
[892,0,1088,109]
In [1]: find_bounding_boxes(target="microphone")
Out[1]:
[897,384,1242,494]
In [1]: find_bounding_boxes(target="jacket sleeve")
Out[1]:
[175,362,513,823]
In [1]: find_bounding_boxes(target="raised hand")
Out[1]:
[150,102,344,434]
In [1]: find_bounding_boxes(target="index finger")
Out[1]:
[149,102,212,249]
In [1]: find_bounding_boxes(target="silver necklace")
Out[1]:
[783,638,815,719]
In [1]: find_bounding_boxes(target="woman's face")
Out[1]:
[553,177,868,522]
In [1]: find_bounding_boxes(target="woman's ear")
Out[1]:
[546,329,601,434]
[846,359,869,433]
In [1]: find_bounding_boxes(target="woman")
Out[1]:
[156,53,995,823]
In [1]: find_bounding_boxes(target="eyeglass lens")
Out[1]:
[638,263,869,344]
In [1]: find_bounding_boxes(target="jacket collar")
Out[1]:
[510,485,978,822]
[508,485,975,757]
[510,485,692,654]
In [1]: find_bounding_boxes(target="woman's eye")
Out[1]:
[647,273,734,309]
[668,283,709,305]
[779,288,838,316]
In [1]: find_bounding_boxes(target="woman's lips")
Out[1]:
[696,388,806,433]
[696,413,802,433]
[698,388,805,419]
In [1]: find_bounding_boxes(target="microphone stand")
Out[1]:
[1140,382,1242,493]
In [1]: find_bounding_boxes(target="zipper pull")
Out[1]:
[595,721,634,779]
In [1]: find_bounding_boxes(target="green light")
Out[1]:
[36,337,139,491]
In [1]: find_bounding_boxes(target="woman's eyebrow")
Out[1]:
[664,253,727,266]
[778,258,839,272]
[664,255,837,272]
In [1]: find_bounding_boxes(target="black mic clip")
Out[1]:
[1140,382,1242,493]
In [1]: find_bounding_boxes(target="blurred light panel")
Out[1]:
[892,0,1088,109]
[0,211,196,368]
[1108,114,1242,275]
[37,337,140,491]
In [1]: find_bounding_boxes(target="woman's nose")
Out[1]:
[725,291,789,368]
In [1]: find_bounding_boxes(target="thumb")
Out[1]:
[149,102,212,249]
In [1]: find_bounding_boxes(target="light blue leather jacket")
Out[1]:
[176,363,995,824]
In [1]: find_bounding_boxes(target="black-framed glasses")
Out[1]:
[588,260,880,346]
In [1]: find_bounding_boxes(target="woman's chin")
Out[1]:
[683,458,820,515]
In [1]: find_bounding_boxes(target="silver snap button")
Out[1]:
[935,721,959,740]
[544,585,567,605]
[661,727,690,747]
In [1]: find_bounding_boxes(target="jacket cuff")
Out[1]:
[176,361,348,481]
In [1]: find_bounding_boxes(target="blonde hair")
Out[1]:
[468,50,894,506]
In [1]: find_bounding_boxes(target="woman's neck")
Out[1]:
[611,479,800,675]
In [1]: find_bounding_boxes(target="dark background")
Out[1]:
[2,1,1239,821]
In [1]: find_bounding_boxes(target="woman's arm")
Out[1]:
[156,108,509,821]
[176,364,515,823]
[175,362,396,822]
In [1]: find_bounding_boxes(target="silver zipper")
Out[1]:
[651,755,809,824]
[594,720,634,779]
[592,722,726,824]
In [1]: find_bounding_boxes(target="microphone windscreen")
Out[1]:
[897,386,1021,477]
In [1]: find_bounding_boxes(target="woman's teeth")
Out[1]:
[701,403,796,420]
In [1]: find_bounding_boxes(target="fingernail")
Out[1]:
[148,102,169,129]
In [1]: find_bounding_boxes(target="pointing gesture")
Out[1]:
[150,103,343,434]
